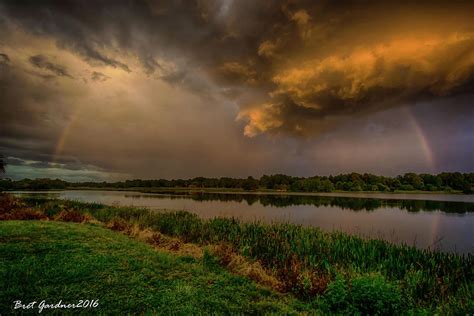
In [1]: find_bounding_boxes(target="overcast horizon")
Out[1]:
[1,0,473,181]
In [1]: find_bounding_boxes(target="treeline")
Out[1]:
[1,172,473,193]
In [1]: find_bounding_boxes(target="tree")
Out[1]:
[0,155,6,174]
[242,176,259,191]
[402,173,424,190]
[320,179,335,192]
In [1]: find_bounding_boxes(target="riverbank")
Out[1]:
[1,194,471,314]
[6,186,471,203]
[31,186,468,194]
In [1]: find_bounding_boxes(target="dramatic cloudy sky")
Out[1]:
[0,0,473,181]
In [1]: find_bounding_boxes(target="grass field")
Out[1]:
[0,220,308,314]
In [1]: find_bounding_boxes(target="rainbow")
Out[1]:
[52,106,81,164]
[403,107,437,173]
[404,106,442,249]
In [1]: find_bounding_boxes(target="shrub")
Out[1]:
[400,184,415,191]
[54,210,86,223]
[350,274,402,315]
[377,183,390,191]
[324,274,402,315]
[0,208,47,220]
[0,193,19,213]
[324,275,350,313]
[107,217,131,232]
[0,194,47,220]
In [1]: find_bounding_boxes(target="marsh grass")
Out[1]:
[10,196,474,314]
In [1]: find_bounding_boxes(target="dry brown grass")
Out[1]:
[0,194,101,223]
[0,208,47,220]
[207,244,283,291]
[279,257,329,297]
[104,220,204,258]
[105,221,284,292]
[0,193,47,220]
[129,224,204,259]
[106,217,131,231]
[95,218,288,292]
[54,210,97,223]
[0,193,18,212]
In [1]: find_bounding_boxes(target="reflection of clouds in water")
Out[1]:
[429,212,443,251]
[13,192,61,199]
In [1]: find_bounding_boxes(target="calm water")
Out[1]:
[14,190,474,254]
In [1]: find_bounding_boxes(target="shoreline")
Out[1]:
[7,187,473,203]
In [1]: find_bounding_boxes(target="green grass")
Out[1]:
[0,221,309,315]
[20,198,473,314]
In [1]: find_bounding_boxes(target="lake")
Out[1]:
[13,190,474,254]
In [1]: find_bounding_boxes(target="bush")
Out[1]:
[399,184,415,191]
[0,208,47,220]
[426,184,438,191]
[107,217,131,232]
[350,274,402,315]
[0,194,47,220]
[54,210,86,223]
[324,274,402,315]
[324,275,350,313]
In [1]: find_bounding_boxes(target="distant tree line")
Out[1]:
[1,172,473,193]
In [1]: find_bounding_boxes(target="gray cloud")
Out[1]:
[91,71,109,82]
[4,157,27,166]
[29,54,73,78]
[0,53,10,64]
[57,40,131,72]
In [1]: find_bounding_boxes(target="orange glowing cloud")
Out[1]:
[239,32,474,136]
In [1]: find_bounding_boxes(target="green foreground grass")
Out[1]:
[0,220,307,315]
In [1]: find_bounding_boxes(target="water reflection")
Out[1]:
[124,192,474,213]
[12,190,474,254]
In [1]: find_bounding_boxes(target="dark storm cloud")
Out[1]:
[3,0,473,137]
[0,0,132,72]
[0,0,473,179]
[29,54,73,78]
[0,47,84,171]
[4,157,28,166]
[0,0,278,78]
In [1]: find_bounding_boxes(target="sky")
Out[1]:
[0,0,473,181]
